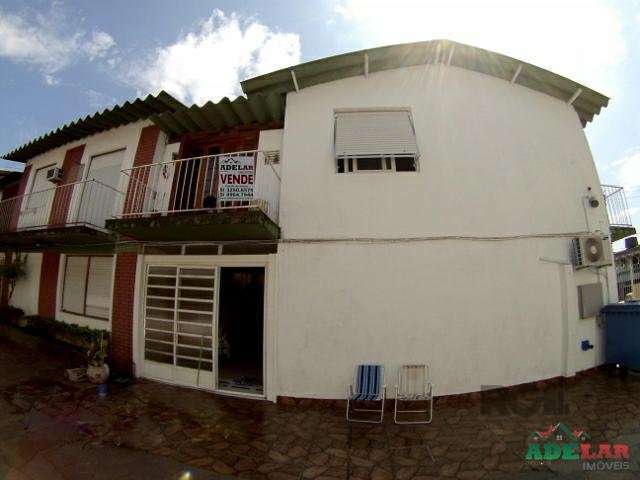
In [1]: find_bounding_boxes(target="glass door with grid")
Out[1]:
[142,265,216,388]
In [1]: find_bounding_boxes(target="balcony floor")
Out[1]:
[105,209,280,242]
[611,225,636,243]
[0,224,116,250]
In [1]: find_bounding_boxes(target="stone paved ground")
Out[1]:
[1,337,640,479]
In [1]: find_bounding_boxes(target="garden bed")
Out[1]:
[0,313,109,354]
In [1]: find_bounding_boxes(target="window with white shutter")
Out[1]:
[62,257,88,315]
[61,255,113,320]
[86,257,113,319]
[334,109,419,173]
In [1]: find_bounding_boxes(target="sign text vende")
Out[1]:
[217,155,255,200]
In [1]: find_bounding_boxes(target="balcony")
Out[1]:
[0,180,122,248]
[105,150,281,241]
[602,184,635,242]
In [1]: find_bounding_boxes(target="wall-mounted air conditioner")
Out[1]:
[46,167,64,183]
[572,234,612,269]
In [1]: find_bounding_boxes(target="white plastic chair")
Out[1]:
[394,364,433,424]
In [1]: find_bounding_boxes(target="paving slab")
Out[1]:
[1,337,640,479]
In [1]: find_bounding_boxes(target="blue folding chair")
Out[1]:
[346,364,386,423]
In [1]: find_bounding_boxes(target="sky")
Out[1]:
[1,0,640,222]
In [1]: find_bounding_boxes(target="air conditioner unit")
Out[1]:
[46,167,64,183]
[263,150,280,164]
[572,234,612,269]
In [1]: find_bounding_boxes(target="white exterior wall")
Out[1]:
[274,64,615,398]
[10,252,42,316]
[256,130,283,223]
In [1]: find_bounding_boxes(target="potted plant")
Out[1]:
[86,332,109,384]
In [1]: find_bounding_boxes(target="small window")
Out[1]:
[394,156,416,172]
[357,158,383,171]
[334,109,419,174]
[336,156,417,173]
[62,256,113,320]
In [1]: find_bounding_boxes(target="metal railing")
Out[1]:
[118,150,281,223]
[616,261,640,301]
[0,179,123,233]
[602,184,632,227]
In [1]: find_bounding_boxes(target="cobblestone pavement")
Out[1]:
[1,337,640,479]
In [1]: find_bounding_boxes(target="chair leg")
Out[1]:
[394,397,399,424]
[394,397,433,425]
[347,399,385,423]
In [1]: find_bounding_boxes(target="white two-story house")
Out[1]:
[0,40,632,401]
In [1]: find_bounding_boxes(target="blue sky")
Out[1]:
[1,0,640,222]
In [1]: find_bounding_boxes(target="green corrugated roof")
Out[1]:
[6,39,609,163]
[4,91,188,162]
[4,90,285,162]
[241,39,609,124]
[149,92,284,137]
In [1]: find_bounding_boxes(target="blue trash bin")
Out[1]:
[601,303,640,370]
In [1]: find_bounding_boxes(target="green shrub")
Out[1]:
[0,305,24,324]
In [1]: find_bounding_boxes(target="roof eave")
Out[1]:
[240,39,609,124]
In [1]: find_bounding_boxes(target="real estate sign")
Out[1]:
[217,155,255,201]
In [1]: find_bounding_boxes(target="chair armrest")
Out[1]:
[382,385,387,400]
[426,382,433,397]
[347,384,353,397]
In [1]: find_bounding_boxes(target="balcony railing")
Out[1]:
[0,179,123,233]
[602,184,632,227]
[117,150,281,224]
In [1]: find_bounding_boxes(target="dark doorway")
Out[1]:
[171,145,221,211]
[217,267,264,395]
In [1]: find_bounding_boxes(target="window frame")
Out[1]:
[336,155,419,174]
[333,108,420,175]
[61,254,113,321]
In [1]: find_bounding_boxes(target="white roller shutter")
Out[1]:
[334,110,419,158]
[62,256,88,314]
[86,257,113,319]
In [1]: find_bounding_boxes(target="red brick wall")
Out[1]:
[49,145,85,226]
[122,126,160,216]
[38,252,60,318]
[110,252,138,374]
[1,181,20,201]
[168,126,262,208]
[9,165,32,231]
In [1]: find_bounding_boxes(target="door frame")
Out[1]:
[19,163,56,229]
[216,265,266,397]
[136,254,275,400]
[76,148,126,226]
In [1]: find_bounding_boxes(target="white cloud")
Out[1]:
[332,0,625,95]
[0,3,116,83]
[129,10,300,105]
[85,89,117,111]
[85,31,116,61]
[612,149,640,195]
